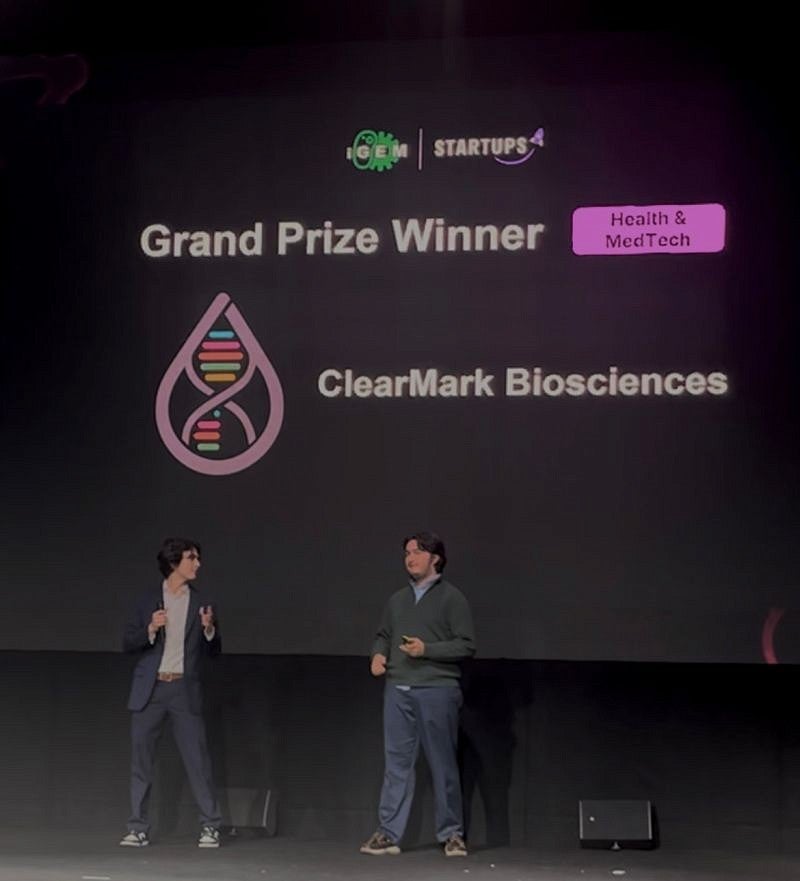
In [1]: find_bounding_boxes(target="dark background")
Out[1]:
[1,25,797,660]
[1,2,799,854]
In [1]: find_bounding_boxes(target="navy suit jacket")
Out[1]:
[123,585,221,713]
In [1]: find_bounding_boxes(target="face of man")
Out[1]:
[172,548,201,584]
[404,539,439,583]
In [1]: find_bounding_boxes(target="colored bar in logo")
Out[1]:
[571,203,726,255]
[202,341,242,350]
[198,351,243,361]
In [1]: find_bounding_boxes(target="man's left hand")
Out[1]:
[399,636,425,658]
[200,605,215,631]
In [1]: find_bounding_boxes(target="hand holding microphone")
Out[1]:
[149,601,167,640]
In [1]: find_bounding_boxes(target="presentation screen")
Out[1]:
[2,34,796,661]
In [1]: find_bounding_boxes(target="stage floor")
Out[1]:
[0,831,796,881]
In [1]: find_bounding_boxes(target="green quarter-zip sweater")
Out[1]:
[371,577,476,686]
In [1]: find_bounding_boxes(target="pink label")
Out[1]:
[572,203,726,255]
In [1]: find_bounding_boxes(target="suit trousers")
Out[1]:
[128,679,221,833]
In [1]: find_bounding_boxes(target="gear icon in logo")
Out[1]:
[350,129,403,171]
[370,131,401,172]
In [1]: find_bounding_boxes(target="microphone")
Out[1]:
[155,597,165,642]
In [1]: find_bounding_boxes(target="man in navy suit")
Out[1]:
[119,537,222,848]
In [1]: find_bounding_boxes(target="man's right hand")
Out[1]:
[148,609,168,639]
[370,653,387,677]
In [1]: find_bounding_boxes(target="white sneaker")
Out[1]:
[198,826,220,848]
[119,830,149,847]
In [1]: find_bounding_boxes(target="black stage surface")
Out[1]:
[0,833,796,881]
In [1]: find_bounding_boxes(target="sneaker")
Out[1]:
[444,834,467,857]
[360,830,401,855]
[198,826,220,848]
[119,830,149,847]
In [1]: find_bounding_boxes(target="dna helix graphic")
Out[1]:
[155,293,284,475]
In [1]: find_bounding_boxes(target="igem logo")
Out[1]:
[346,129,409,171]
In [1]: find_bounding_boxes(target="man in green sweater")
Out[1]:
[360,531,475,858]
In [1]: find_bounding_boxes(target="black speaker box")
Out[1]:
[578,799,654,849]
[223,787,277,836]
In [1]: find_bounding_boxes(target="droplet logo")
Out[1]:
[155,292,284,475]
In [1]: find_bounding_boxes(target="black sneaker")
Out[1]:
[360,830,401,855]
[119,830,149,847]
[198,826,220,848]
[444,834,467,857]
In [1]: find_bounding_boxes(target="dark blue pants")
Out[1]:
[378,685,464,844]
[128,680,221,833]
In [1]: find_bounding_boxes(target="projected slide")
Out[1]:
[2,34,796,661]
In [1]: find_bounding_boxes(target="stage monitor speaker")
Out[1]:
[223,787,277,836]
[578,799,654,849]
